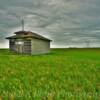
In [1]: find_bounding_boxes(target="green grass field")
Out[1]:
[0,49,100,100]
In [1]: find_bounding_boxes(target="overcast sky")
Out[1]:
[0,0,100,48]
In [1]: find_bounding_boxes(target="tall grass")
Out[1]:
[0,49,100,100]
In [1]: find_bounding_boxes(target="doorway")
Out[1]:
[15,41,24,53]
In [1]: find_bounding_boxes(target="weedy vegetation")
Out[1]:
[0,48,100,100]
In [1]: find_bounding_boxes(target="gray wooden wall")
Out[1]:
[23,40,31,54]
[9,38,50,55]
[9,39,31,54]
[31,38,50,55]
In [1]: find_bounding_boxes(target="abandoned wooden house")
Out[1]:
[6,31,52,55]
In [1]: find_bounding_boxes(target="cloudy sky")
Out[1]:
[0,0,100,48]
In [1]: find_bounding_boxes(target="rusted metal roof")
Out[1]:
[6,31,52,41]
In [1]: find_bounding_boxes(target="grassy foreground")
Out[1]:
[0,49,100,100]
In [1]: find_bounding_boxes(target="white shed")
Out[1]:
[6,31,52,55]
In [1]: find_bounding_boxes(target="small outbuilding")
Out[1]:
[6,31,52,55]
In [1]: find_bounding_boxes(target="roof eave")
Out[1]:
[6,37,11,39]
[6,36,52,41]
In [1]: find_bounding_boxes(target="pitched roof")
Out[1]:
[6,31,52,41]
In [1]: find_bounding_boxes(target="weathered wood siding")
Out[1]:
[9,39,31,54]
[31,38,50,55]
[9,39,16,51]
[23,40,31,54]
[9,38,50,55]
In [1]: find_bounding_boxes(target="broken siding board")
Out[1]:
[9,39,15,51]
[23,40,31,54]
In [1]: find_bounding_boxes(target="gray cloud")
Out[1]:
[0,0,100,48]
